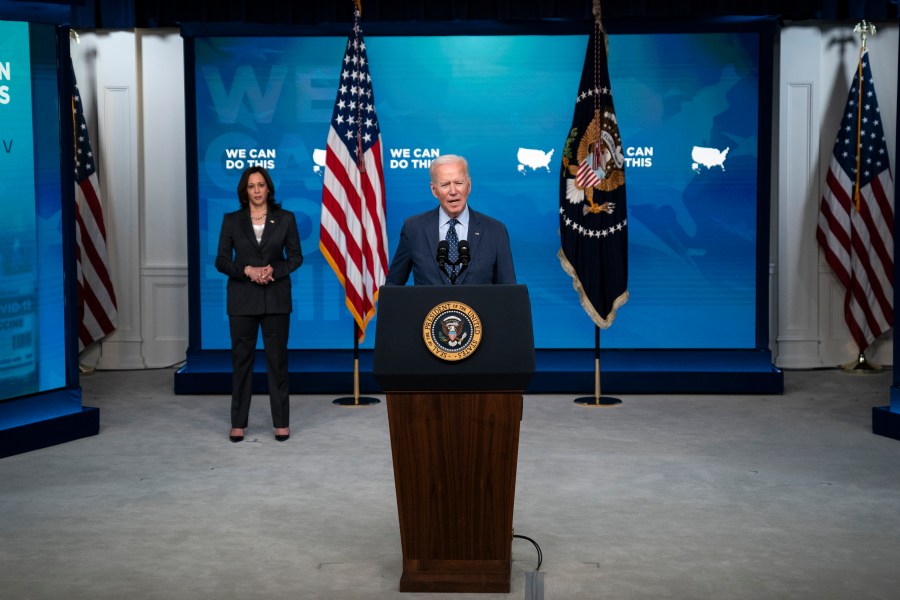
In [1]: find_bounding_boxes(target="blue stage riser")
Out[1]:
[0,407,100,459]
[175,350,784,395]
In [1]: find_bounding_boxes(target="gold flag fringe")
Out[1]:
[558,248,629,329]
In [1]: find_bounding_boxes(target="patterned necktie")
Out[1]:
[445,218,459,280]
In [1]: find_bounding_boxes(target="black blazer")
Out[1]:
[215,206,303,315]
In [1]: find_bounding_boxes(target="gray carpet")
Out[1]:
[1,368,899,599]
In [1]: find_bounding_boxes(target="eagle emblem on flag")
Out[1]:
[562,108,624,216]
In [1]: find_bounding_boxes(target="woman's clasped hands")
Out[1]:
[245,265,274,285]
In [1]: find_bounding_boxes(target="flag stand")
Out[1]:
[333,323,380,407]
[841,351,882,374]
[574,326,621,407]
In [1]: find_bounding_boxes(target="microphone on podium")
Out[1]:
[457,240,470,272]
[436,240,449,269]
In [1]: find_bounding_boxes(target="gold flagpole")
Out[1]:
[574,326,622,407]
[333,323,380,406]
[841,20,882,375]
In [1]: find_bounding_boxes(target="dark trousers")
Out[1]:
[229,313,290,429]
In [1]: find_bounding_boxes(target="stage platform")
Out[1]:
[1,403,100,459]
[174,349,783,395]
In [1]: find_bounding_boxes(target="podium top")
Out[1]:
[373,284,535,392]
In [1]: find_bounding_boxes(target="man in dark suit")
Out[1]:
[215,166,303,443]
[385,154,516,286]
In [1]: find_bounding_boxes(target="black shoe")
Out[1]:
[229,428,244,443]
[275,428,290,442]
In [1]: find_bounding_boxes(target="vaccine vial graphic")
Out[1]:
[1,20,39,401]
[0,223,38,400]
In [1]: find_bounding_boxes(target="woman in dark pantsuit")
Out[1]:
[215,166,303,443]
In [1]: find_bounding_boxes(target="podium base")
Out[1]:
[332,396,380,406]
[574,396,622,407]
[399,559,511,593]
[387,391,521,594]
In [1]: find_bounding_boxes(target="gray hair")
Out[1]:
[429,154,470,183]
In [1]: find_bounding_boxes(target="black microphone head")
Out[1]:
[436,240,449,267]
[458,240,470,265]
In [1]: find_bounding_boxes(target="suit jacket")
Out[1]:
[215,206,303,315]
[385,206,516,286]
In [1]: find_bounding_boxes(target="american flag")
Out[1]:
[816,48,894,353]
[72,60,118,350]
[320,8,388,343]
[558,19,628,329]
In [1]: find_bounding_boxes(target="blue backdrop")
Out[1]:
[191,29,761,351]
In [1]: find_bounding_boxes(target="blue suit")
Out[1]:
[386,206,516,286]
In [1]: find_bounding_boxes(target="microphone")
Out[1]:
[458,240,470,269]
[436,240,449,268]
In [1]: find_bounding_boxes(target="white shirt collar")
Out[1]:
[440,206,469,228]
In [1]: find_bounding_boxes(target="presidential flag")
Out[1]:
[72,60,118,350]
[320,7,388,343]
[558,19,628,329]
[816,48,894,352]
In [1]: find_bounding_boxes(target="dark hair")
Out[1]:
[236,166,280,209]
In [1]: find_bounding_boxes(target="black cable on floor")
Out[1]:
[513,534,543,571]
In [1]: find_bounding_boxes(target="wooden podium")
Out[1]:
[373,285,535,593]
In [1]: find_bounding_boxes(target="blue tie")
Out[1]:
[446,218,459,281]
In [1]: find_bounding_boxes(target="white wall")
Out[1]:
[71,23,899,371]
[72,29,187,369]
[776,23,897,369]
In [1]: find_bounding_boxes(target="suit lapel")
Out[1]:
[425,207,440,256]
[426,208,451,285]
[466,209,483,257]
[239,209,257,245]
[259,208,278,248]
